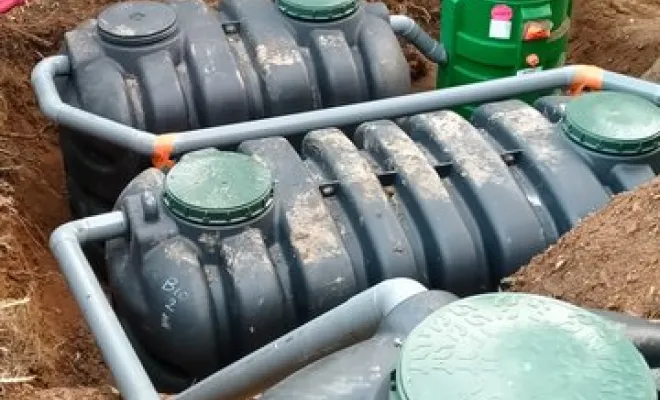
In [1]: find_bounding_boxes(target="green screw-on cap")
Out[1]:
[278,0,358,21]
[163,149,273,226]
[395,292,655,400]
[562,91,660,156]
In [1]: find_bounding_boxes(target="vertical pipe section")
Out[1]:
[175,278,427,400]
[390,15,447,65]
[49,212,161,400]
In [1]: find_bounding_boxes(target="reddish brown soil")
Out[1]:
[0,0,660,398]
[509,177,660,318]
[0,1,120,398]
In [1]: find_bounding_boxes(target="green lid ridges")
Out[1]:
[562,91,660,156]
[394,292,655,400]
[278,0,358,21]
[163,149,273,226]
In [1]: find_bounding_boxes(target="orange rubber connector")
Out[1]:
[568,65,605,96]
[152,134,176,170]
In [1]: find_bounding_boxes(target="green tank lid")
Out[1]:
[163,149,274,226]
[394,292,655,400]
[277,0,358,21]
[562,91,660,156]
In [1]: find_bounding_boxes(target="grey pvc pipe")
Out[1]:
[31,55,154,155]
[47,211,660,400]
[390,15,447,65]
[49,212,161,400]
[174,278,427,400]
[31,55,660,160]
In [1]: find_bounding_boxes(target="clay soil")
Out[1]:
[1,0,660,398]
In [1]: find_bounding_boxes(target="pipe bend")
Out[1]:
[390,15,447,65]
[49,211,128,255]
[49,221,78,253]
[31,55,70,122]
[48,211,157,400]
[566,64,605,95]
[373,277,428,316]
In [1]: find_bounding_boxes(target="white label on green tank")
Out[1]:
[490,5,513,39]
[517,67,543,76]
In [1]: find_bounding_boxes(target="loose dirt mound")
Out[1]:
[509,177,660,318]
[570,0,660,76]
[1,0,660,398]
[0,1,119,398]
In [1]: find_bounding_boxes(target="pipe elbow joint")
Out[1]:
[49,221,79,253]
[566,64,605,95]
[375,277,427,315]
[31,55,70,122]
[389,15,447,65]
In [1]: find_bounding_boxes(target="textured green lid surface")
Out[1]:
[395,292,655,400]
[278,0,358,21]
[562,91,660,155]
[163,149,273,226]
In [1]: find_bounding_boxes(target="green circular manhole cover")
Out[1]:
[163,149,274,226]
[278,0,358,21]
[395,292,655,400]
[562,91,660,156]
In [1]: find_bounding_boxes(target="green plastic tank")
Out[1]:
[438,0,573,115]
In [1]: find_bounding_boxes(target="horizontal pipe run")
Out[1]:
[31,55,660,167]
[174,278,427,400]
[173,67,572,153]
[601,71,660,104]
[390,15,447,65]
[49,212,161,400]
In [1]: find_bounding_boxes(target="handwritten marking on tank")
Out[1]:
[160,276,190,330]
[425,112,507,187]
[285,190,343,265]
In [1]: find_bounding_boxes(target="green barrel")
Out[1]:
[438,0,573,115]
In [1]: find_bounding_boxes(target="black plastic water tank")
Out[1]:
[58,0,410,221]
[106,92,660,391]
